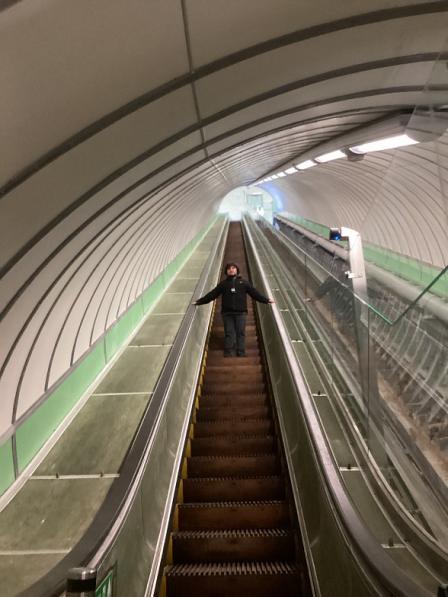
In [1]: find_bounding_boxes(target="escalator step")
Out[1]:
[203,371,264,384]
[178,500,289,530]
[213,325,258,333]
[205,364,263,374]
[191,435,275,456]
[199,394,267,407]
[207,350,260,360]
[183,476,285,502]
[172,528,294,562]
[203,382,265,394]
[165,561,301,597]
[206,358,261,368]
[194,419,273,436]
[196,405,269,421]
[208,339,259,350]
[187,455,279,477]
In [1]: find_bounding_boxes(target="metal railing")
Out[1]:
[242,214,446,597]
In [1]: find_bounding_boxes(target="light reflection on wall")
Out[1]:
[260,183,284,212]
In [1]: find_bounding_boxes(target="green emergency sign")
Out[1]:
[95,568,114,596]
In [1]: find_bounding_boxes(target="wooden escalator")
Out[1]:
[162,222,309,597]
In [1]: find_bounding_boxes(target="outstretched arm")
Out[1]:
[194,282,224,305]
[245,282,274,304]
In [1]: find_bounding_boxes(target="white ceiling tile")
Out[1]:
[0,0,189,181]
[195,16,446,119]
[186,0,429,66]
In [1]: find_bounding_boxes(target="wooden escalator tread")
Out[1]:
[163,222,304,596]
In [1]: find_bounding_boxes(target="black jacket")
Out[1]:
[196,275,269,313]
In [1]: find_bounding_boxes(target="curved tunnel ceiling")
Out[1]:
[1,0,448,439]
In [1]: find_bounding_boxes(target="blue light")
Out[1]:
[329,228,342,241]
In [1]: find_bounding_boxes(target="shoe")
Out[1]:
[236,352,246,357]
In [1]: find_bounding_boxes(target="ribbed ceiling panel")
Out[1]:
[1,0,447,441]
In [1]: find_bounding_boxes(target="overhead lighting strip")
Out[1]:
[350,134,418,154]
[296,160,317,170]
[257,132,422,184]
[315,149,346,163]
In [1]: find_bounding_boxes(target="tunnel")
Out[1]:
[0,1,448,596]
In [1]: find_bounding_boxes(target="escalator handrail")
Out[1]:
[21,217,228,597]
[243,216,434,597]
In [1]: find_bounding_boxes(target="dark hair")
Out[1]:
[225,262,240,274]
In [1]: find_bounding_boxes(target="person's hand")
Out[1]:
[268,298,275,304]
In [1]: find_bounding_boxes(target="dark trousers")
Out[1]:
[222,312,247,356]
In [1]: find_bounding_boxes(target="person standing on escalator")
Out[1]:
[194,262,274,357]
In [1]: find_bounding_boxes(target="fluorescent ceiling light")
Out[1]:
[265,176,272,181]
[277,172,286,177]
[285,166,298,174]
[350,134,418,154]
[315,149,346,163]
[271,174,279,179]
[296,160,317,170]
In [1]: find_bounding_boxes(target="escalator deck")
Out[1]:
[163,222,308,597]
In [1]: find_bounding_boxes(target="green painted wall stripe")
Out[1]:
[2,215,220,490]
[0,438,15,495]
[280,212,447,298]
[7,216,218,484]
[362,245,448,298]
[105,299,144,361]
[16,342,107,472]
[142,275,165,313]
